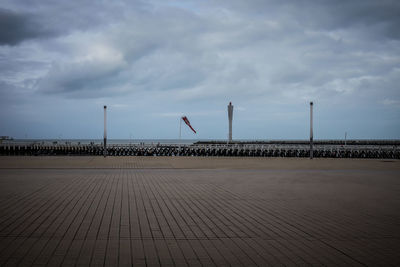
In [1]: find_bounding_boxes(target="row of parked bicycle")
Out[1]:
[1,144,399,159]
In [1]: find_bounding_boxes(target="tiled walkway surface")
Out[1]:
[0,161,399,266]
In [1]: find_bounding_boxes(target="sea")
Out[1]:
[2,139,211,145]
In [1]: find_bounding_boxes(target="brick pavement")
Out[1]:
[0,158,399,266]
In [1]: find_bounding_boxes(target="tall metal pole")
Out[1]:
[310,101,313,159]
[344,132,347,146]
[228,102,233,143]
[104,105,107,157]
[179,117,182,140]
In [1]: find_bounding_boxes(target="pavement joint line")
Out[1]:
[1,167,400,174]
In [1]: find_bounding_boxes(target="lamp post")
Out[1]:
[228,102,233,143]
[104,105,107,157]
[310,102,313,159]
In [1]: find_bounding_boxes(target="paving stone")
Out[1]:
[0,158,399,266]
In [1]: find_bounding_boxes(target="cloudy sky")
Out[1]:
[1,0,399,140]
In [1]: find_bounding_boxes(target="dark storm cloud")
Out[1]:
[0,8,54,45]
[300,0,400,39]
[304,0,400,29]
[0,0,150,46]
[220,0,400,39]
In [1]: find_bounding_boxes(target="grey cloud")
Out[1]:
[300,0,400,40]
[0,81,33,108]
[0,52,50,81]
[0,0,399,139]
[1,0,150,33]
[37,59,128,97]
[0,8,55,45]
[308,0,400,29]
[35,7,212,97]
[271,67,312,85]
[220,0,400,40]
[0,1,150,46]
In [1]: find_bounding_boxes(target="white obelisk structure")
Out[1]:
[310,101,313,159]
[104,105,107,157]
[228,102,233,143]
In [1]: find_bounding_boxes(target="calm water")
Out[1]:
[3,139,199,145]
[2,139,276,145]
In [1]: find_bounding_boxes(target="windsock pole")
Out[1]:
[179,117,182,140]
[178,117,182,156]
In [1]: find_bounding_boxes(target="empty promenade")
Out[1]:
[0,157,399,266]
